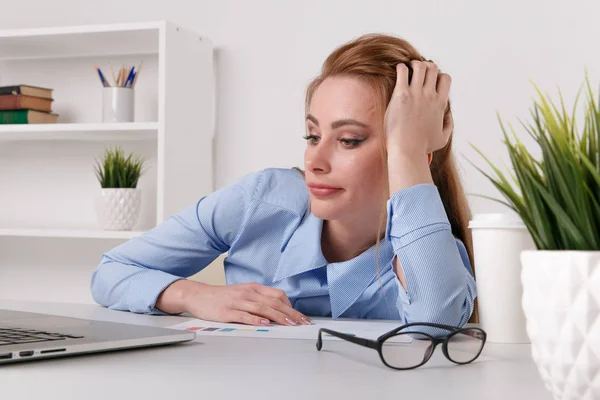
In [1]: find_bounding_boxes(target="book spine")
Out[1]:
[0,110,29,124]
[0,86,22,96]
[0,96,20,110]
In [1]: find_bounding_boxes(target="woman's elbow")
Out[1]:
[405,289,475,330]
[422,274,477,328]
[89,256,118,308]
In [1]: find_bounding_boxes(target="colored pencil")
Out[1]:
[95,66,109,87]
[97,63,142,87]
[132,61,143,88]
[109,64,117,87]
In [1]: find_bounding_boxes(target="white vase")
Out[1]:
[102,87,134,123]
[521,250,600,400]
[95,188,141,230]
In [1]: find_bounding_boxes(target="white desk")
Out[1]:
[0,299,550,400]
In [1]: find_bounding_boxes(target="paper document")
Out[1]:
[168,317,412,343]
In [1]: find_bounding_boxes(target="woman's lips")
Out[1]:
[308,184,343,197]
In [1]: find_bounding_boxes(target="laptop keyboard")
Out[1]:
[0,327,84,346]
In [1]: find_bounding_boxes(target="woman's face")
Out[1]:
[304,75,386,221]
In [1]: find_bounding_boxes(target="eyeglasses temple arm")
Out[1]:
[383,322,463,339]
[316,328,378,351]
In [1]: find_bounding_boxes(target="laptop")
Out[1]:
[0,309,196,364]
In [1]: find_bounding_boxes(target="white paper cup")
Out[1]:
[102,87,134,123]
[469,213,536,343]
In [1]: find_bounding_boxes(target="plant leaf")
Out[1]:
[93,145,145,189]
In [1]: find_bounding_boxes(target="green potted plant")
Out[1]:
[472,76,600,399]
[94,146,146,230]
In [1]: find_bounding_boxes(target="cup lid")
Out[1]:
[468,213,527,229]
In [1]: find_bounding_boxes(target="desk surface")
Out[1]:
[0,299,550,400]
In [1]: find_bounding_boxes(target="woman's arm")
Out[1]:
[90,172,257,314]
[90,170,311,326]
[383,60,476,328]
[385,182,476,328]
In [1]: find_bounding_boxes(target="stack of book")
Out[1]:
[0,85,58,124]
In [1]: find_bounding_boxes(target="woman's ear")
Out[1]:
[427,153,433,165]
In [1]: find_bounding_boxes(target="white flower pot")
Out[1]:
[95,188,141,230]
[521,250,600,400]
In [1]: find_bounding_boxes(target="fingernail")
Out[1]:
[285,318,297,326]
[260,319,270,326]
[301,317,312,325]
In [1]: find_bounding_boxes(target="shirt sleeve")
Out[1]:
[90,171,262,314]
[385,184,477,333]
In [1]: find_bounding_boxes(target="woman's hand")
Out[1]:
[384,60,453,156]
[156,279,311,326]
[384,60,453,193]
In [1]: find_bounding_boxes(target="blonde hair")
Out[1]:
[296,33,477,323]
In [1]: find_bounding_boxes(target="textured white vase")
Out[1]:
[95,188,141,230]
[521,250,600,400]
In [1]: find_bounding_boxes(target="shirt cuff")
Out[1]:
[127,270,183,314]
[385,184,451,246]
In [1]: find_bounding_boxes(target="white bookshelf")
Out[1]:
[0,228,144,239]
[0,21,214,236]
[0,122,158,141]
[0,21,214,304]
[0,22,161,60]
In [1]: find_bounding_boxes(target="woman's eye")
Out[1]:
[340,138,364,148]
[303,134,320,145]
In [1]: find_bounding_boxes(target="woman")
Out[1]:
[90,34,477,330]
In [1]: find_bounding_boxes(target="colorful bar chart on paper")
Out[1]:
[167,317,412,343]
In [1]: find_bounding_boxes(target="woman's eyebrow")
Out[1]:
[306,113,368,129]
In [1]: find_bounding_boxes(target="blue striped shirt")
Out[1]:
[90,168,476,328]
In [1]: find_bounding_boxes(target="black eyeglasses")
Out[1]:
[316,322,487,370]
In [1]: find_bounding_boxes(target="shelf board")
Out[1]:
[0,122,158,141]
[0,228,145,239]
[0,22,164,60]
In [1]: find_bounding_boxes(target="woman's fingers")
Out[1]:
[239,300,298,326]
[226,310,270,326]
[409,60,450,100]
[410,60,427,88]
[249,283,312,323]
[185,282,313,327]
[250,283,292,307]
[422,62,439,94]
[246,289,311,325]
[268,297,311,325]
[437,73,452,101]
[206,283,313,327]
[393,63,410,94]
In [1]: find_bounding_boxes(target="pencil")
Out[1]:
[95,66,109,87]
[117,68,124,87]
[109,64,117,87]
[94,65,101,86]
[132,61,143,88]
[124,66,135,88]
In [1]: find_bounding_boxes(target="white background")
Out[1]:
[2,0,598,214]
[0,0,599,303]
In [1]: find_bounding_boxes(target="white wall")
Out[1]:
[1,0,599,302]
[2,0,598,213]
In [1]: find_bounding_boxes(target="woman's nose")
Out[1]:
[305,142,331,174]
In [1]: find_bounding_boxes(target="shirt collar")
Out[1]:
[273,211,327,282]
[273,210,395,319]
[326,241,394,318]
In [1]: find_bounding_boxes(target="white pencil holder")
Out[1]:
[102,87,134,123]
